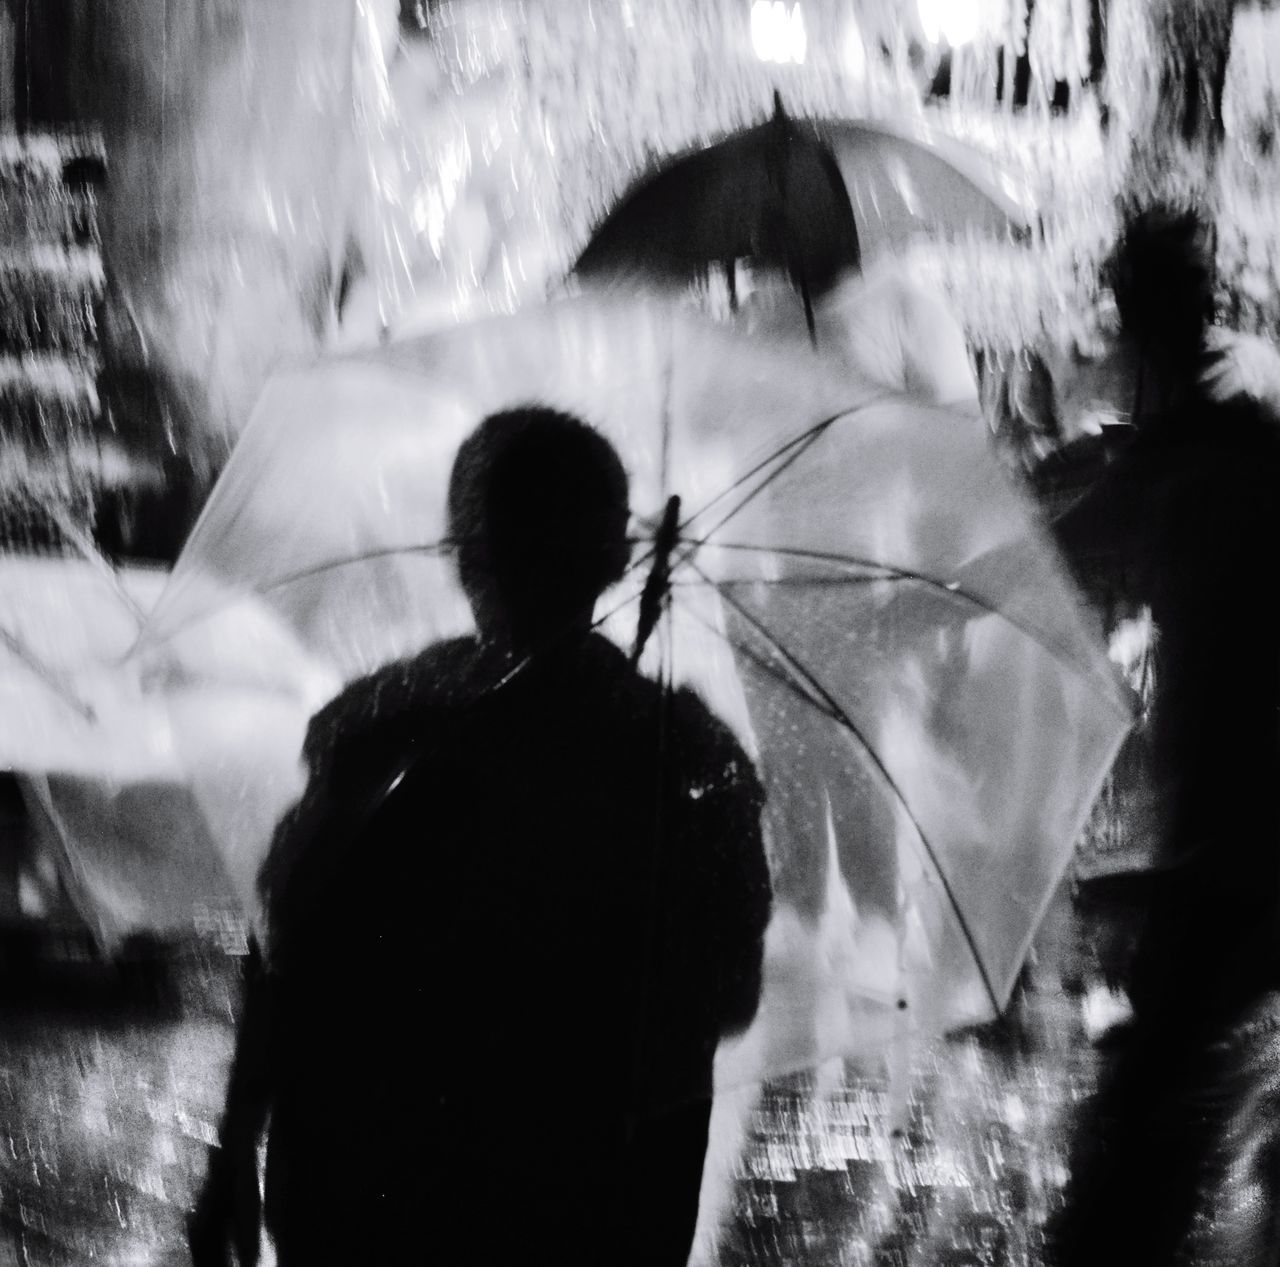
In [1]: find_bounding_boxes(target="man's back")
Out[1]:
[261,633,770,1258]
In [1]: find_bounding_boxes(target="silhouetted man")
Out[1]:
[190,407,772,1266]
[1049,206,1280,1267]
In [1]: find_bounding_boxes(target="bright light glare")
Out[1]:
[917,0,982,47]
[751,1,807,65]
[844,20,866,79]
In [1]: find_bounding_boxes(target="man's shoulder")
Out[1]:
[664,684,763,802]
[302,636,479,770]
[569,638,762,798]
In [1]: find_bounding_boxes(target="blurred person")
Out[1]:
[1047,203,1280,1267]
[189,407,772,1266]
[811,260,979,407]
[978,347,1067,475]
[737,254,978,408]
[1044,211,1280,447]
[727,180,977,411]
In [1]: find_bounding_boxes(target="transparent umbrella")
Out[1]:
[139,295,1130,1086]
[0,556,244,939]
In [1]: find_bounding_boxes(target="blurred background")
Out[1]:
[1,1,1278,1263]
[1,0,1276,557]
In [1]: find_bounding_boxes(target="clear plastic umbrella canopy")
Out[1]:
[0,558,243,937]
[137,295,1129,1086]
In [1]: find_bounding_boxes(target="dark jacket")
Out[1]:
[1050,398,1280,1017]
[257,633,771,1246]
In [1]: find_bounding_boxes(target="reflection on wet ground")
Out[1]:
[1,886,1275,1266]
[692,888,1102,1267]
[0,890,1104,1267]
[0,949,238,1267]
[699,1007,1095,1266]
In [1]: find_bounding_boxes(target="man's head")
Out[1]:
[1105,202,1217,379]
[447,407,631,646]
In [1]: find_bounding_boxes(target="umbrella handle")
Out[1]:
[630,494,682,667]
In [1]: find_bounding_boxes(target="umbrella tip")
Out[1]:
[773,89,787,121]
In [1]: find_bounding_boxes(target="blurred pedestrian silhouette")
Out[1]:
[1048,205,1280,1266]
[189,407,771,1266]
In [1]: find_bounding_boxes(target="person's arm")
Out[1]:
[188,939,272,1267]
[706,777,773,1040]
[672,693,773,1041]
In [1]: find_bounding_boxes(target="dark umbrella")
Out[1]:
[572,98,1035,309]
[574,94,859,331]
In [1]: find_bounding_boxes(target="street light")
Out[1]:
[917,0,982,48]
[751,1,807,65]
[844,19,867,80]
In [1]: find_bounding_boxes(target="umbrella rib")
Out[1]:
[684,434,829,552]
[0,625,96,722]
[700,542,1130,707]
[681,602,845,726]
[44,499,149,628]
[671,575,896,589]
[710,543,1010,619]
[145,541,647,653]
[592,586,644,635]
[481,586,648,695]
[480,584,647,694]
[252,541,456,598]
[164,399,879,643]
[677,399,891,543]
[158,533,1113,725]
[696,561,1003,1015]
[136,542,460,649]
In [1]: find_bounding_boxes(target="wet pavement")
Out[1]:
[699,991,1097,1267]
[0,870,1275,1265]
[0,947,239,1267]
[0,892,1112,1267]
